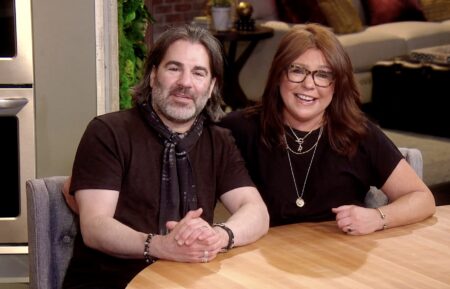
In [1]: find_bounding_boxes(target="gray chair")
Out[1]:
[26,176,77,289]
[365,147,423,208]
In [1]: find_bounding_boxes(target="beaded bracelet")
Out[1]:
[143,233,157,264]
[376,207,387,230]
[213,223,235,252]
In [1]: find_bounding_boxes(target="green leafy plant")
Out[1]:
[118,0,153,109]
[209,0,233,7]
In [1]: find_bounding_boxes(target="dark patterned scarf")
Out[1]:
[138,101,204,234]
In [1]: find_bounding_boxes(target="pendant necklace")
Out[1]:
[285,126,323,208]
[286,125,321,155]
[287,124,314,153]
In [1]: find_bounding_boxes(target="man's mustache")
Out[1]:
[170,85,192,97]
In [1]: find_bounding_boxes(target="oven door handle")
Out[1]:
[0,98,29,115]
[0,98,29,109]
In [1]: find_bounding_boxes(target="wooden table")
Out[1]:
[212,26,274,109]
[127,206,450,289]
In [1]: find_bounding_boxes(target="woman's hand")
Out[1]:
[332,205,383,235]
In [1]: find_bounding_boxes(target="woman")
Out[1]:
[220,23,435,235]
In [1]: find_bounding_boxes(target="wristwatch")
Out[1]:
[213,223,235,252]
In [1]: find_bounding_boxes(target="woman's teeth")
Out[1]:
[295,94,314,102]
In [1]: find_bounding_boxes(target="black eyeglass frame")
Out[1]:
[285,65,335,88]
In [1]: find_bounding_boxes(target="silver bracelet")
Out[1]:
[143,233,157,264]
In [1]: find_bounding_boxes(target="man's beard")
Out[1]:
[151,80,210,124]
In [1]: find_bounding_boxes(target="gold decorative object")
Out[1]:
[235,1,255,31]
[236,1,253,20]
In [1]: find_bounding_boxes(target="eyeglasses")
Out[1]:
[286,64,334,87]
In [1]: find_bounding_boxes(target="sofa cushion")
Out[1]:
[363,0,426,25]
[384,130,450,186]
[338,30,407,72]
[420,0,450,22]
[317,0,364,34]
[354,72,373,104]
[275,0,328,25]
[246,0,278,21]
[239,21,292,102]
[351,0,368,25]
[368,21,450,50]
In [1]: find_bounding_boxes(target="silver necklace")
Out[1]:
[287,124,314,153]
[285,126,322,155]
[286,126,323,207]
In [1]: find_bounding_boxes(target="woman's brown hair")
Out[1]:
[259,23,367,156]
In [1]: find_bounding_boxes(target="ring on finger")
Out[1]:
[201,250,209,263]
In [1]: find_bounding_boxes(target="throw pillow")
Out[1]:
[276,0,329,25]
[317,0,364,34]
[420,0,450,21]
[363,0,426,25]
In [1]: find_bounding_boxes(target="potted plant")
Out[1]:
[210,0,233,6]
[118,0,153,109]
[209,0,233,31]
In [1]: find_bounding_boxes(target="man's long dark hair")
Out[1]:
[259,23,368,157]
[132,24,225,121]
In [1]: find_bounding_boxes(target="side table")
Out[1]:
[212,26,274,109]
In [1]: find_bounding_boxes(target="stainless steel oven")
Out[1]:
[0,89,35,247]
[0,0,33,84]
[0,0,35,251]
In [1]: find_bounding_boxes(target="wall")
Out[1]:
[146,0,208,41]
[31,0,202,177]
[32,0,117,177]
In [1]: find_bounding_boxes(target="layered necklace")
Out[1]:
[286,125,314,154]
[285,125,323,207]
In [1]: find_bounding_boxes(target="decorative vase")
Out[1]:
[211,6,231,31]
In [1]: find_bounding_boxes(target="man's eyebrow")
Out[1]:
[164,60,182,67]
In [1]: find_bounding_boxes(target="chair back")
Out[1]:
[365,147,423,208]
[26,176,78,289]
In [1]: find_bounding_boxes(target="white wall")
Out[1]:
[32,0,118,177]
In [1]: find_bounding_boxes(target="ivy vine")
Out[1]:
[118,0,152,109]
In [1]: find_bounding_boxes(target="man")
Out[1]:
[62,25,269,289]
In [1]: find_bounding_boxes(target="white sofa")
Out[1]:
[239,0,450,104]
